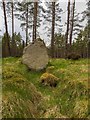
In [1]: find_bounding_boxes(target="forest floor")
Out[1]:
[1,57,89,118]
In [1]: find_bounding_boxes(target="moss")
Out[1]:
[40,72,59,87]
[2,63,19,80]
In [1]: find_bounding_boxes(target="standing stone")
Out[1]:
[22,38,49,71]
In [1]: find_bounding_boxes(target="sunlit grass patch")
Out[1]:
[74,100,88,118]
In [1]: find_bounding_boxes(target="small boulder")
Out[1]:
[22,38,49,71]
[40,72,59,87]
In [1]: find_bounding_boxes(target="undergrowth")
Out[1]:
[2,57,89,118]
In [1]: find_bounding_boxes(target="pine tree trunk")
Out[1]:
[34,2,38,40]
[33,2,38,42]
[32,23,34,42]
[65,0,70,58]
[11,0,16,56]
[69,0,75,45]
[87,0,90,25]
[26,3,28,46]
[2,0,11,57]
[23,40,25,49]
[87,1,90,58]
[51,2,55,58]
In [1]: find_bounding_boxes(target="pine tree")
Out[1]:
[51,2,55,58]
[65,0,70,57]
[15,1,33,46]
[69,0,83,45]
[2,33,11,57]
[32,1,45,42]
[87,0,90,58]
[69,0,75,45]
[2,0,11,57]
[33,2,38,41]
[81,0,90,24]
[26,3,28,46]
[11,0,15,56]
[15,1,43,43]
[43,0,63,58]
[5,0,18,56]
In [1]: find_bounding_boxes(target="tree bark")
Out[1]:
[69,0,75,45]
[2,0,11,56]
[11,0,16,56]
[65,0,70,58]
[51,2,55,58]
[32,23,34,42]
[87,1,90,58]
[12,0,14,44]
[33,2,38,42]
[26,3,28,46]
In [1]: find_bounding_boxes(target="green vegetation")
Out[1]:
[40,72,59,87]
[2,57,89,118]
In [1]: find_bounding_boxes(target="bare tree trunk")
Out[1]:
[34,2,38,40]
[11,0,16,56]
[32,2,38,42]
[23,40,25,49]
[2,0,11,56]
[12,0,14,46]
[51,2,55,58]
[87,0,90,58]
[69,0,75,45]
[65,0,70,58]
[26,3,28,46]
[32,23,34,42]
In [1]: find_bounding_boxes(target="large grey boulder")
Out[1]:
[22,39,49,71]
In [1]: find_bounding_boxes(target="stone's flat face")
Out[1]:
[22,40,49,71]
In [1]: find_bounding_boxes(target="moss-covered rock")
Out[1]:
[40,72,59,87]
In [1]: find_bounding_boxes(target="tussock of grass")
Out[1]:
[46,66,55,73]
[54,79,88,118]
[73,100,88,118]
[2,57,89,118]
[44,105,68,118]
[2,92,38,118]
[2,58,45,118]
[40,72,59,87]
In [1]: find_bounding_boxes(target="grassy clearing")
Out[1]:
[2,57,89,118]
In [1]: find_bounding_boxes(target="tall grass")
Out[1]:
[2,57,89,118]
